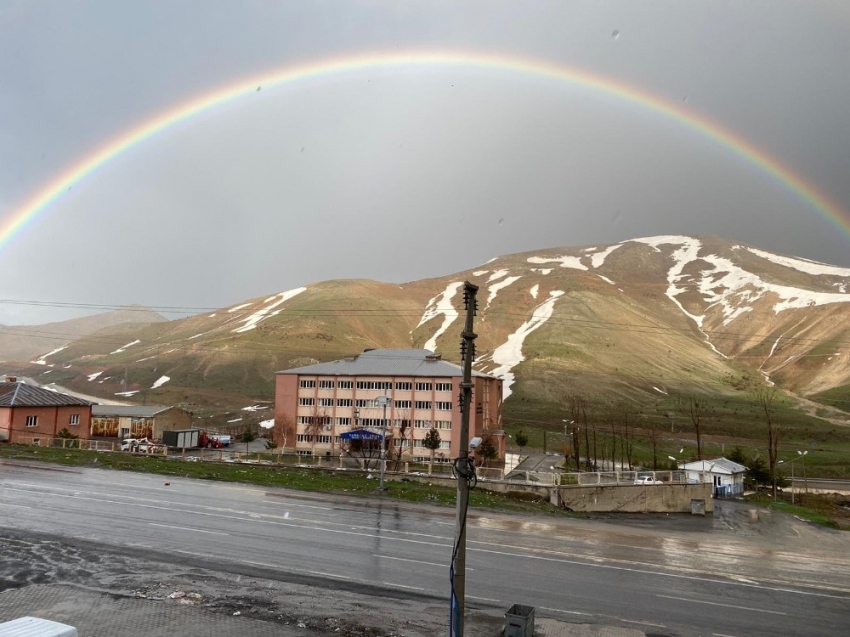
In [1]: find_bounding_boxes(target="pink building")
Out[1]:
[274,349,504,463]
[0,378,92,444]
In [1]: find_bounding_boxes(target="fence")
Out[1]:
[12,436,167,455]
[508,470,689,486]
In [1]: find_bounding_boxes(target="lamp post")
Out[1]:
[787,451,807,505]
[562,419,574,468]
[774,460,784,501]
[376,395,391,490]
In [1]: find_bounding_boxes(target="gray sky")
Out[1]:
[2,1,849,325]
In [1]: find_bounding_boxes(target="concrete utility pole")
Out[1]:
[451,281,478,637]
[377,394,391,490]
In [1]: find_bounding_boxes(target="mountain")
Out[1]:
[0,306,166,363]
[8,236,850,423]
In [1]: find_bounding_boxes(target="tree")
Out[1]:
[746,456,770,488]
[423,427,442,475]
[645,418,660,471]
[239,429,258,453]
[475,437,498,467]
[390,411,412,471]
[753,386,780,497]
[565,394,587,471]
[304,405,330,458]
[677,395,709,460]
[514,430,528,450]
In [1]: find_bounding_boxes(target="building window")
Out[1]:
[296,450,312,456]
[317,436,331,445]
[336,417,351,426]
[25,415,38,427]
[299,398,314,406]
[415,382,432,391]
[415,401,432,410]
[356,381,391,390]
[319,380,334,389]
[414,420,432,428]
[436,382,452,392]
[69,414,80,426]
[299,380,316,389]
[435,401,453,411]
[440,441,451,449]
[318,398,334,407]
[394,400,411,409]
[395,382,412,391]
[357,398,385,408]
[435,420,452,430]
[393,439,410,448]
[338,380,353,389]
[337,398,352,407]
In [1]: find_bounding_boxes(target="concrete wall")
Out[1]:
[555,483,714,513]
[152,408,193,439]
[5,405,91,443]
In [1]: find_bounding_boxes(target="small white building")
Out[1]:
[679,457,747,497]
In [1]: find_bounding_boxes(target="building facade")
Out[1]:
[274,349,504,463]
[679,457,747,497]
[0,379,92,443]
[90,405,193,440]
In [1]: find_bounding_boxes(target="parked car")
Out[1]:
[634,476,664,485]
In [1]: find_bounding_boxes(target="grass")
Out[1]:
[0,444,560,515]
[745,492,848,529]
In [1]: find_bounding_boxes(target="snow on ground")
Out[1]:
[208,313,216,318]
[530,284,539,299]
[87,371,103,382]
[227,417,243,423]
[744,247,850,277]
[484,257,498,264]
[582,247,597,252]
[530,268,552,275]
[110,339,140,355]
[30,360,47,366]
[589,244,622,268]
[242,405,267,412]
[42,370,51,374]
[227,303,253,313]
[486,269,509,283]
[114,390,139,397]
[417,281,463,352]
[653,386,668,395]
[232,287,307,333]
[472,270,488,276]
[489,290,564,399]
[527,255,588,271]
[151,376,170,389]
[135,356,156,363]
[597,275,616,285]
[485,275,521,310]
[35,345,67,364]
[259,419,274,429]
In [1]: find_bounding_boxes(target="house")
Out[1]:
[0,378,92,443]
[274,349,505,463]
[679,457,747,497]
[90,405,192,440]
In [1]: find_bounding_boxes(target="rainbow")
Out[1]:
[2,50,848,249]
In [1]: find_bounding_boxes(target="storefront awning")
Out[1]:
[339,429,384,441]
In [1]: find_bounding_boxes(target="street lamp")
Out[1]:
[376,395,391,490]
[774,460,784,500]
[787,451,808,505]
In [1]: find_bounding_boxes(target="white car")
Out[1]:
[634,476,664,485]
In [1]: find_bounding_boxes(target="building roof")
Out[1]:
[679,457,747,474]
[276,349,496,379]
[91,405,173,418]
[0,382,92,407]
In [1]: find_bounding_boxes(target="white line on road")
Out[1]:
[0,502,32,509]
[383,582,425,591]
[149,523,230,536]
[656,595,787,616]
[305,570,352,581]
[714,633,744,637]
[373,554,462,569]
[622,619,667,628]
[468,596,502,604]
[261,500,332,511]
[537,607,592,617]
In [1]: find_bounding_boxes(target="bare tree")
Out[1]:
[604,402,618,471]
[646,418,660,470]
[677,395,709,460]
[565,394,587,471]
[390,411,412,471]
[273,414,295,463]
[304,405,330,458]
[754,386,780,497]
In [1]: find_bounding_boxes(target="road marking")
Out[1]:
[149,523,230,535]
[373,554,462,569]
[0,502,32,509]
[537,607,592,616]
[262,500,332,511]
[468,595,501,604]
[622,619,666,628]
[656,595,787,615]
[305,570,352,581]
[714,633,743,637]
[383,582,425,591]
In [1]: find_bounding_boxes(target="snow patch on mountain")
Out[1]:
[487,269,509,283]
[589,244,622,268]
[110,340,140,355]
[418,281,463,352]
[485,276,522,310]
[530,284,539,299]
[232,287,307,333]
[473,270,488,276]
[744,247,850,277]
[87,371,103,382]
[598,275,615,285]
[531,268,552,275]
[151,375,170,389]
[35,345,67,364]
[527,255,588,271]
[228,303,252,313]
[490,290,565,399]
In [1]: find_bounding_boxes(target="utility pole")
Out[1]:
[451,281,478,637]
[377,394,391,490]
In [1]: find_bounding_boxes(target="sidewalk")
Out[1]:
[0,585,645,637]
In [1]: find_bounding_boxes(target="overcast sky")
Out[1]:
[2,1,849,325]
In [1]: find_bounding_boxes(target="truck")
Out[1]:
[160,429,225,450]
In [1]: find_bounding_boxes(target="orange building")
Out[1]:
[0,378,92,443]
[274,349,504,463]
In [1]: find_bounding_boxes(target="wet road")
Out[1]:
[2,461,849,636]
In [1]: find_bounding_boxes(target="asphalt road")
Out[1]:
[2,461,849,637]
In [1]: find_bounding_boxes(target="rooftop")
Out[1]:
[277,348,496,379]
[0,382,92,407]
[680,457,748,473]
[92,405,175,418]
